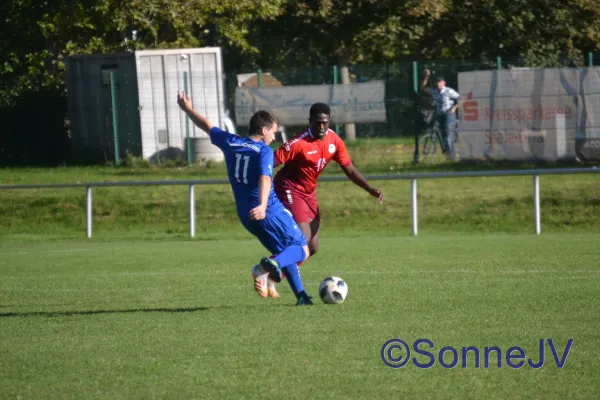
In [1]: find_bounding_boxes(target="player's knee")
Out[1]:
[309,242,318,256]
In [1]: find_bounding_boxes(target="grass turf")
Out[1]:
[0,173,599,239]
[1,138,598,239]
[1,234,599,399]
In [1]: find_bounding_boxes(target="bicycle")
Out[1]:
[417,111,460,164]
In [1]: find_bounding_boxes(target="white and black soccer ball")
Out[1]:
[319,276,348,304]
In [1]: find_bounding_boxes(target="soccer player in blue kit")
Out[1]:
[177,91,314,306]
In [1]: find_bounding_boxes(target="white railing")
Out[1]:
[1,168,598,238]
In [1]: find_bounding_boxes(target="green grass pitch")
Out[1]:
[1,234,598,399]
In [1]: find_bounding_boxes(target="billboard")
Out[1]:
[457,67,600,161]
[235,81,386,126]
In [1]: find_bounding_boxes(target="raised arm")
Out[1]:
[421,69,432,93]
[177,90,214,133]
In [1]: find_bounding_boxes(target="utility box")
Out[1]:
[66,47,226,163]
[66,53,141,161]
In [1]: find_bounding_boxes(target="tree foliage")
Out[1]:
[419,0,600,65]
[0,0,285,99]
[2,0,599,95]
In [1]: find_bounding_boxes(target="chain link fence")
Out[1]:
[3,52,598,166]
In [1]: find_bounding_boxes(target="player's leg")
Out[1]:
[241,219,275,298]
[277,190,319,258]
[278,206,317,305]
[278,246,313,305]
[305,198,321,256]
[307,217,320,256]
[297,221,313,256]
[265,220,312,297]
[438,114,450,158]
[261,243,307,282]
[268,189,308,295]
[269,190,317,296]
[254,244,305,287]
[446,113,457,160]
[259,209,308,280]
[241,217,294,297]
[306,193,321,256]
[294,217,320,258]
[266,245,310,300]
[256,210,313,305]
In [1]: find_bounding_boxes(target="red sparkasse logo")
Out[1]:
[463,92,479,121]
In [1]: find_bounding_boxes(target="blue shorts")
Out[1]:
[240,209,307,255]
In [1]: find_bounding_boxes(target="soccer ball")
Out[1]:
[318,276,348,304]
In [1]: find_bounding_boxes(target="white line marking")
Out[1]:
[348,269,600,275]
[1,249,94,255]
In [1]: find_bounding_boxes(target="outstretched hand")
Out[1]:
[424,68,431,77]
[368,188,384,204]
[177,90,192,112]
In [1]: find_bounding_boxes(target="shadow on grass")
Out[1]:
[0,303,301,318]
[0,306,211,318]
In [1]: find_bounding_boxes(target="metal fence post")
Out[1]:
[412,61,420,164]
[184,71,192,165]
[385,63,391,137]
[411,179,418,236]
[333,65,340,134]
[109,72,120,166]
[189,184,196,238]
[86,186,93,238]
[533,175,541,235]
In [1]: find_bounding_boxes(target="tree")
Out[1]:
[419,0,600,66]
[248,0,426,68]
[0,0,286,100]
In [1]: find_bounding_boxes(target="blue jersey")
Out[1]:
[209,127,284,218]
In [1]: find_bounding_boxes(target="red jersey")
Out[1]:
[274,128,352,194]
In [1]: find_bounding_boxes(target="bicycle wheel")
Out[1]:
[418,133,439,163]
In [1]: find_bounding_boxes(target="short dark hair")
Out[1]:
[248,110,279,136]
[309,102,331,117]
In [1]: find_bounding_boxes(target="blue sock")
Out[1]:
[281,263,304,297]
[273,245,305,268]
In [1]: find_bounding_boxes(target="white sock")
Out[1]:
[267,278,276,288]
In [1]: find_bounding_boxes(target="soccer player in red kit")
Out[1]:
[263,102,384,297]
